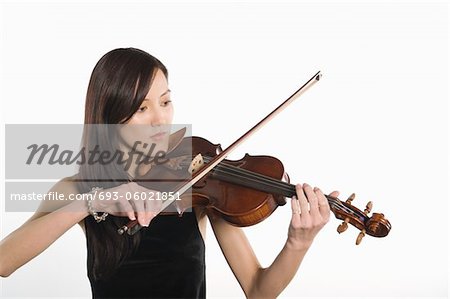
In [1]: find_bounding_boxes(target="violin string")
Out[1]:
[179,158,352,213]
[195,156,292,189]
[200,157,344,203]
[183,162,356,216]
[211,165,359,216]
[180,157,359,217]
[180,158,296,196]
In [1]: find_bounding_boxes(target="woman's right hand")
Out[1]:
[90,182,162,227]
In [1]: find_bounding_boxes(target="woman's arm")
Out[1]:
[0,179,161,278]
[208,183,338,299]
[0,178,89,277]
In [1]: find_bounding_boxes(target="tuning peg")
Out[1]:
[356,229,366,245]
[346,193,355,204]
[364,201,373,215]
[337,217,350,234]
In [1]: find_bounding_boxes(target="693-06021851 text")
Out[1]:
[9,191,181,202]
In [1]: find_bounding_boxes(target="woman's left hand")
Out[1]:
[287,183,339,249]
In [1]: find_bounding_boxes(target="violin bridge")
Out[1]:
[188,154,205,174]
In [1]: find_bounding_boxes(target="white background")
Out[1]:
[0,0,448,298]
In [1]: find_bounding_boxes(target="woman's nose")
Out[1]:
[150,107,167,126]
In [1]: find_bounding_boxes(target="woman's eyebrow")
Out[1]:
[160,89,171,97]
[143,89,171,101]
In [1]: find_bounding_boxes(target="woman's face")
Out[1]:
[129,68,173,127]
[119,69,173,158]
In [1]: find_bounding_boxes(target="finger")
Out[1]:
[295,184,309,219]
[128,211,137,221]
[317,188,332,207]
[309,187,323,216]
[121,200,136,221]
[291,184,300,213]
[304,183,319,210]
[119,186,136,220]
[326,191,339,212]
[315,188,331,219]
[329,191,340,198]
[290,196,300,217]
[129,183,149,226]
[132,197,147,227]
[144,200,153,226]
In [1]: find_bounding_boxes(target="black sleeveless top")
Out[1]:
[87,212,206,299]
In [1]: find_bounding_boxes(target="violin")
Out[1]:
[117,71,392,245]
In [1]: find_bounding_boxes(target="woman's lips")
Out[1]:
[150,132,168,141]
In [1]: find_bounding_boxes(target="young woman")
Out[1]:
[0,48,339,298]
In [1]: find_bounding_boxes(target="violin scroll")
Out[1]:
[327,193,391,245]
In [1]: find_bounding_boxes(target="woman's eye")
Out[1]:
[137,106,147,112]
[162,100,172,107]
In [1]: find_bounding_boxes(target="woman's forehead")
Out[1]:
[145,69,169,100]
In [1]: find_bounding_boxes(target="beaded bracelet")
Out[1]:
[86,187,108,223]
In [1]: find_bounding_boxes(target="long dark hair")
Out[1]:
[77,47,168,281]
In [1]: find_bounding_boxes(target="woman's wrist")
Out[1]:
[285,236,313,252]
[86,187,109,222]
[61,199,91,219]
